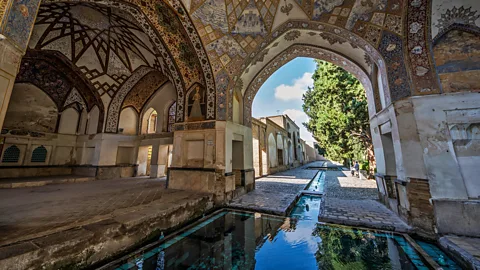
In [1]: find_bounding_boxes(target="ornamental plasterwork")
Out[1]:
[63,88,87,110]
[45,0,215,123]
[105,66,153,132]
[431,0,480,38]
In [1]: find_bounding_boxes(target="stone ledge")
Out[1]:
[439,236,480,270]
[0,175,95,189]
[0,192,215,270]
[317,216,412,233]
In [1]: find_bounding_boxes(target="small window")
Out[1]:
[31,146,47,163]
[168,102,176,132]
[2,145,20,163]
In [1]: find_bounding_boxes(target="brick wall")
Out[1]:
[406,178,435,236]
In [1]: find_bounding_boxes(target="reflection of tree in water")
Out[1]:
[312,225,392,270]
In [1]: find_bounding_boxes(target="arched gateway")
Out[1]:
[0,0,479,239]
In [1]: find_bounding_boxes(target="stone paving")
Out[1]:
[319,164,411,232]
[440,235,480,269]
[0,176,214,269]
[228,161,325,215]
[0,177,187,246]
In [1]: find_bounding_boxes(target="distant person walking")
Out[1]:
[354,161,360,178]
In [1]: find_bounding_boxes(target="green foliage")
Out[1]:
[303,60,371,164]
[312,225,393,269]
[360,161,369,171]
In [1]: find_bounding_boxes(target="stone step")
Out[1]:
[0,175,96,189]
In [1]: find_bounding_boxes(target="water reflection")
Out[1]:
[115,197,422,270]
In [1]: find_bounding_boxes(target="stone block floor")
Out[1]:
[228,161,325,215]
[0,177,193,246]
[318,163,411,232]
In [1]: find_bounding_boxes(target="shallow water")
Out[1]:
[112,195,432,270]
[305,171,325,193]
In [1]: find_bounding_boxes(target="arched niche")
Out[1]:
[4,83,58,133]
[118,107,138,135]
[141,108,157,134]
[163,101,176,132]
[58,108,80,135]
[268,133,277,168]
[87,106,100,135]
[16,51,105,133]
[276,134,284,149]
[140,82,177,134]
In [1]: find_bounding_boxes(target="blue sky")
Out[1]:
[252,57,317,142]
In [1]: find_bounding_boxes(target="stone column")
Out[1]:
[150,143,169,178]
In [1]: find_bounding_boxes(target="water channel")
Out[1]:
[104,169,460,270]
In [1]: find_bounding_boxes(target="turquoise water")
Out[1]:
[109,195,432,269]
[417,240,461,269]
[305,171,325,192]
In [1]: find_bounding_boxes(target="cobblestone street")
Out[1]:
[319,162,411,232]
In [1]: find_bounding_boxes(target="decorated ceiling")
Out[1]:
[9,0,478,128]
[28,3,164,102]
[188,0,403,79]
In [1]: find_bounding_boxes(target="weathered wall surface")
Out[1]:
[411,92,480,200]
[433,30,480,92]
[3,83,58,133]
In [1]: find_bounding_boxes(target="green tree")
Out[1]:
[303,60,374,169]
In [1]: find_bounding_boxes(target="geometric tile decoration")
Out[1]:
[122,71,169,113]
[105,66,153,133]
[378,31,411,102]
[13,0,445,127]
[405,0,441,95]
[30,3,163,100]
[2,0,42,50]
[0,0,9,24]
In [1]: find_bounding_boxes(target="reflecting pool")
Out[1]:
[109,196,429,270]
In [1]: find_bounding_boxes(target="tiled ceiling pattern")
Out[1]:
[188,0,403,78]
[28,2,163,99]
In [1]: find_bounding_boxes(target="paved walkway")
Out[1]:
[1,177,174,245]
[319,163,411,232]
[229,161,325,215]
[0,177,215,269]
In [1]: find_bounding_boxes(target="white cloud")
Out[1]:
[283,109,316,142]
[274,72,313,101]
